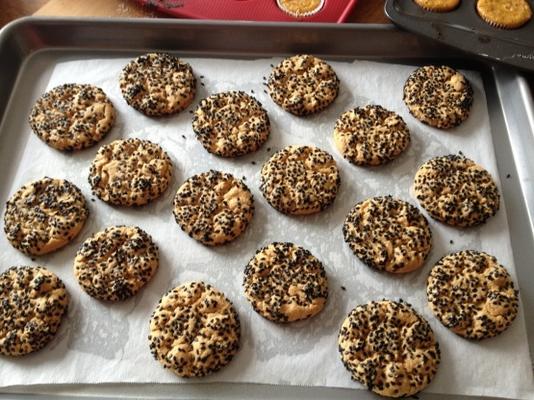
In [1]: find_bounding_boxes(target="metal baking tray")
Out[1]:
[385,0,534,72]
[0,17,533,400]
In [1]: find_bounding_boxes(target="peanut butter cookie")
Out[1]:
[148,281,240,377]
[338,300,440,397]
[29,83,115,151]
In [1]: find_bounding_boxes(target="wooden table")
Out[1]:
[1,0,389,26]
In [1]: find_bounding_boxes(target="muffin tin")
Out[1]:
[385,0,534,72]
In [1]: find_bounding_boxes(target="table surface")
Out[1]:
[1,0,389,24]
[1,0,533,90]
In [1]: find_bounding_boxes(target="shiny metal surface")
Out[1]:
[385,0,534,72]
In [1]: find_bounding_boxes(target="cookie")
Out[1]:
[277,0,324,17]
[120,53,196,116]
[29,83,115,151]
[268,55,339,116]
[413,154,500,227]
[88,138,173,207]
[427,250,519,340]
[74,226,159,301]
[148,281,240,377]
[260,145,340,215]
[338,300,440,398]
[3,177,89,256]
[477,0,532,29]
[414,0,460,12]
[193,91,270,157]
[403,65,473,129]
[243,242,328,323]
[343,196,432,273]
[0,266,69,356]
[173,170,254,246]
[333,105,411,166]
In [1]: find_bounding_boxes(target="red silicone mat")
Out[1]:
[136,0,358,22]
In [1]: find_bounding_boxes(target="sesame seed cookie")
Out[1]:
[333,105,411,166]
[260,145,340,215]
[173,170,254,246]
[74,226,159,301]
[414,0,460,12]
[427,250,519,340]
[276,0,324,17]
[120,53,196,117]
[3,177,89,256]
[343,196,432,274]
[243,242,328,323]
[0,266,69,356]
[88,138,173,207]
[403,65,474,129]
[268,55,340,116]
[477,0,532,29]
[193,91,270,157]
[29,83,115,151]
[413,154,500,227]
[148,281,240,377]
[338,300,440,398]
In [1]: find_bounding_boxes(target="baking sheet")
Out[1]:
[0,56,532,399]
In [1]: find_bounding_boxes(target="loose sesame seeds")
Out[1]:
[427,250,519,340]
[260,145,340,215]
[148,281,240,377]
[243,242,328,323]
[73,225,159,302]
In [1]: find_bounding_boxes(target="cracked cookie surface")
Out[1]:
[120,53,196,116]
[173,170,254,246]
[334,105,410,166]
[29,83,115,151]
[74,225,159,301]
[4,177,88,256]
[148,281,240,377]
[88,138,173,207]
[338,300,440,398]
[403,65,473,129]
[413,154,500,227]
[343,196,432,273]
[243,242,328,323]
[427,250,519,339]
[260,145,340,215]
[268,54,339,116]
[0,266,69,356]
[193,91,270,157]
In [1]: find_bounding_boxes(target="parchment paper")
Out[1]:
[0,56,532,399]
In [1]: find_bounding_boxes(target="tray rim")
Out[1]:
[0,17,533,400]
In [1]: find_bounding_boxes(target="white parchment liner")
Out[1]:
[0,57,532,399]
